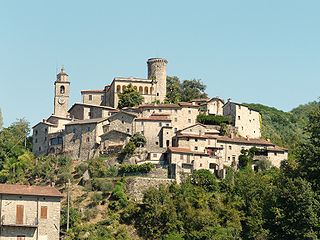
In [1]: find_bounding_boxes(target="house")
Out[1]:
[0,184,62,240]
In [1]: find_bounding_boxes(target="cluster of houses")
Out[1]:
[32,58,288,182]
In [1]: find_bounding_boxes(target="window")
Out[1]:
[153,153,157,158]
[166,123,169,127]
[274,152,278,156]
[232,156,236,161]
[195,146,198,150]
[44,137,47,142]
[188,110,191,114]
[159,122,162,127]
[155,142,159,145]
[60,86,65,94]
[16,205,24,224]
[238,105,241,109]
[139,86,143,94]
[199,163,202,167]
[73,128,76,133]
[86,137,90,142]
[144,87,149,94]
[228,156,231,161]
[88,112,91,117]
[229,145,232,150]
[238,116,240,120]
[88,95,93,101]
[35,130,38,135]
[180,154,184,160]
[188,119,191,123]
[195,139,198,142]
[40,206,48,219]
[187,138,190,141]
[44,128,48,133]
[157,93,159,96]
[127,128,130,133]
[101,95,104,101]
[174,118,178,122]
[35,138,38,143]
[39,147,41,152]
[122,120,125,124]
[159,109,162,112]
[87,127,90,131]
[174,128,178,133]
[141,122,144,126]
[116,85,121,93]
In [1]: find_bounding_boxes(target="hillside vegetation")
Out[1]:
[244,101,319,150]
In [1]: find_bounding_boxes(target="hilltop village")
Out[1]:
[32,58,288,182]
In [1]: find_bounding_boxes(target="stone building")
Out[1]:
[0,184,61,240]
[223,100,261,138]
[68,103,118,121]
[197,97,224,115]
[80,58,168,108]
[64,118,109,160]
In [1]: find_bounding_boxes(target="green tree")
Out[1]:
[130,133,146,147]
[265,176,320,240]
[295,101,320,191]
[118,84,144,109]
[166,76,181,103]
[180,79,208,102]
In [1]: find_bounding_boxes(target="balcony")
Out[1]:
[1,215,38,228]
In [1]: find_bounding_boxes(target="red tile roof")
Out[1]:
[167,147,208,156]
[81,90,105,94]
[216,136,274,146]
[136,115,171,121]
[0,184,62,198]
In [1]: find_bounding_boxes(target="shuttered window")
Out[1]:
[40,206,48,219]
[16,205,24,224]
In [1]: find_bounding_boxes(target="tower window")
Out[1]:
[89,95,93,101]
[60,86,65,94]
[157,93,159,96]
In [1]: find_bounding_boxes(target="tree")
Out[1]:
[166,76,181,103]
[166,77,208,103]
[295,101,320,191]
[118,84,144,109]
[265,176,320,240]
[180,79,208,102]
[130,133,147,147]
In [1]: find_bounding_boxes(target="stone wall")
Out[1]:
[125,177,174,202]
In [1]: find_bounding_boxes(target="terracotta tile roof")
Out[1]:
[167,147,208,156]
[81,90,105,94]
[139,103,180,109]
[267,146,288,152]
[178,102,199,108]
[191,98,210,102]
[68,103,118,112]
[216,136,274,146]
[65,117,109,126]
[177,133,216,139]
[0,184,62,198]
[135,115,171,121]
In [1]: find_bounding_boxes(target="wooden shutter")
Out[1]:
[40,206,48,219]
[16,205,24,224]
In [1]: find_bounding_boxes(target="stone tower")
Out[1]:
[54,67,70,117]
[147,58,168,103]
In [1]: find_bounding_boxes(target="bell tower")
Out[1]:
[54,67,70,117]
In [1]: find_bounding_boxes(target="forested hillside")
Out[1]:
[245,101,319,150]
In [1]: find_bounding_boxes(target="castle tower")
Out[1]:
[54,67,70,117]
[147,58,168,103]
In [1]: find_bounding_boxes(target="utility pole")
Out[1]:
[66,179,71,231]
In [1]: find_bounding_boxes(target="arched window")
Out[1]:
[116,85,121,93]
[144,86,149,95]
[122,85,127,92]
[150,87,154,94]
[60,86,65,94]
[139,86,143,94]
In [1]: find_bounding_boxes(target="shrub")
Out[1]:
[91,192,104,206]
[118,163,154,176]
[92,178,114,193]
[75,162,88,176]
[197,114,231,125]
[130,133,147,147]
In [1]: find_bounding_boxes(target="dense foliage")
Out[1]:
[118,83,144,109]
[197,114,231,126]
[166,76,208,103]
[118,163,154,176]
[244,101,319,149]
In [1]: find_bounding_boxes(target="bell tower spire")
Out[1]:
[53,66,70,117]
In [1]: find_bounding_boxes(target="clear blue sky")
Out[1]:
[0,0,319,127]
